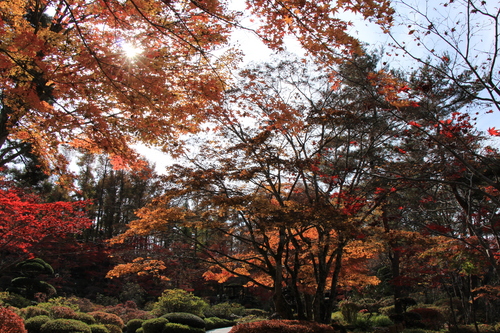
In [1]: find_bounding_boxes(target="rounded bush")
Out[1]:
[204,317,235,330]
[24,315,51,333]
[20,306,50,319]
[151,289,208,317]
[204,302,244,319]
[40,318,91,333]
[163,322,204,333]
[0,306,27,333]
[89,311,124,329]
[103,324,121,333]
[142,317,169,333]
[49,306,78,319]
[162,312,206,329]
[126,319,144,333]
[230,320,336,333]
[136,329,144,333]
[74,312,97,325]
[370,314,393,327]
[89,324,109,333]
[408,307,444,330]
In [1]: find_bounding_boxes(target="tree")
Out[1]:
[112,55,400,323]
[0,0,236,172]
[0,181,91,269]
[384,0,498,112]
[0,0,396,175]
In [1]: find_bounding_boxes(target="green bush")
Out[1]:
[24,315,51,333]
[141,317,168,333]
[230,320,335,333]
[136,328,144,333]
[151,289,208,317]
[204,317,236,330]
[0,291,32,308]
[21,306,50,319]
[103,324,122,333]
[163,322,204,333]
[162,312,206,329]
[402,329,428,333]
[370,314,393,327]
[339,301,359,325]
[331,311,344,324]
[141,317,169,333]
[89,324,110,333]
[379,305,396,316]
[89,311,124,328]
[40,318,91,333]
[126,319,145,333]
[73,312,97,325]
[38,297,80,311]
[204,302,245,319]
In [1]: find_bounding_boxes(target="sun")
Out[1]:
[121,41,143,59]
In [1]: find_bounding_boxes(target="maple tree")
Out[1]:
[0,0,397,176]
[0,180,91,270]
[383,0,499,115]
[112,54,404,323]
[0,0,237,173]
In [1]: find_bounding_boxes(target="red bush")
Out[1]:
[408,307,444,330]
[101,302,153,323]
[89,311,125,328]
[230,320,335,333]
[0,307,27,333]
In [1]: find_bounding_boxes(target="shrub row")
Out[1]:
[230,320,335,333]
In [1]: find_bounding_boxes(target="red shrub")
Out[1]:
[89,311,125,328]
[0,307,27,333]
[49,306,77,319]
[408,308,445,330]
[101,302,153,323]
[230,320,335,333]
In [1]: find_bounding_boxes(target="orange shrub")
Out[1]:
[230,320,335,333]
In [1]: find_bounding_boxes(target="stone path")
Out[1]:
[206,327,233,333]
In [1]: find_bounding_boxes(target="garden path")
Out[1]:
[206,327,233,333]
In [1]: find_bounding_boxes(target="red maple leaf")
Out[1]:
[488,127,500,136]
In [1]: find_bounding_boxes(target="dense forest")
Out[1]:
[1,0,499,332]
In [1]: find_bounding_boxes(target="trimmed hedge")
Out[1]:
[126,319,145,333]
[89,311,124,329]
[162,312,206,329]
[204,302,245,319]
[24,315,51,333]
[20,306,50,319]
[40,318,91,333]
[103,324,121,333]
[89,324,110,333]
[205,317,235,330]
[163,322,204,333]
[142,317,169,333]
[151,289,208,317]
[73,312,97,325]
[230,320,336,333]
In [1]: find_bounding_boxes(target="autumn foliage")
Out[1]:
[0,182,91,256]
[230,320,335,333]
[0,307,27,333]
